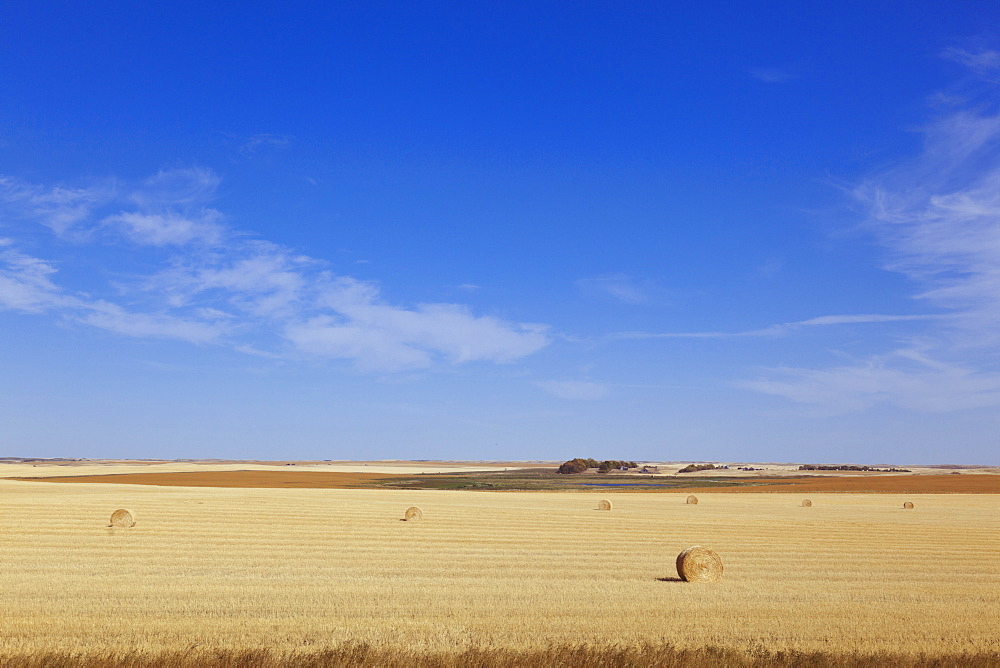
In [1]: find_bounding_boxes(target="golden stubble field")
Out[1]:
[1,475,998,659]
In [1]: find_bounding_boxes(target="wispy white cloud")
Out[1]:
[148,242,313,316]
[0,169,551,370]
[112,167,226,247]
[611,313,941,340]
[577,274,650,304]
[78,302,226,344]
[140,241,549,370]
[536,380,609,400]
[792,314,936,326]
[1,168,222,246]
[742,351,1000,413]
[941,48,1000,75]
[287,317,430,370]
[0,240,72,312]
[130,168,221,208]
[102,210,225,246]
[0,175,110,237]
[749,67,796,83]
[240,134,292,156]
[745,54,1000,413]
[289,279,549,371]
[0,237,226,343]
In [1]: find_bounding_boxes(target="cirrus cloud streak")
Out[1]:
[745,51,1000,413]
[0,170,550,371]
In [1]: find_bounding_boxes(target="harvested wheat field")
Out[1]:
[2,476,999,663]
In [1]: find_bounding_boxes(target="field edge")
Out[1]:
[2,643,999,668]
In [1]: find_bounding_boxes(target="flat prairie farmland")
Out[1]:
[1,475,999,660]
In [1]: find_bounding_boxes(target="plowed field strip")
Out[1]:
[8,470,1000,493]
[681,474,1000,493]
[6,470,400,488]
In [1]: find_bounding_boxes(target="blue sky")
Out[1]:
[2,3,999,463]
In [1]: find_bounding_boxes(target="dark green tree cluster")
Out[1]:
[557,458,638,474]
[677,463,717,473]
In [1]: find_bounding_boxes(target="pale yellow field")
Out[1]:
[0,460,517,478]
[1,477,998,657]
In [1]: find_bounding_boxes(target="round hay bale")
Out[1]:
[597,499,612,511]
[676,545,723,582]
[404,506,423,521]
[686,494,699,505]
[109,508,135,528]
[677,545,722,582]
[903,501,914,509]
[801,499,812,507]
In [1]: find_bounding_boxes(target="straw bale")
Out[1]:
[686,495,699,505]
[404,506,423,521]
[675,545,723,582]
[801,499,812,507]
[597,499,612,511]
[903,501,914,509]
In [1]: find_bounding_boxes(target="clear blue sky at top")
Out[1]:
[1,2,999,463]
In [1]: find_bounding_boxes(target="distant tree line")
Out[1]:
[677,463,718,474]
[557,458,639,474]
[798,465,911,472]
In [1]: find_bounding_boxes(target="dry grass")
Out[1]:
[1,477,999,659]
[3,644,1000,667]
